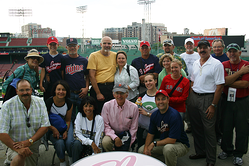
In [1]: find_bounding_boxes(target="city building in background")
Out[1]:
[21,23,55,38]
[102,19,167,45]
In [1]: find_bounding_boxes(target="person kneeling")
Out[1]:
[101,83,139,151]
[138,90,189,166]
[72,96,104,163]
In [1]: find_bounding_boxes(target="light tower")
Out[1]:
[137,0,155,23]
[137,0,155,42]
[76,5,87,53]
[9,8,32,34]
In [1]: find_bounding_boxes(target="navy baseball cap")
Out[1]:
[66,38,78,46]
[197,39,210,47]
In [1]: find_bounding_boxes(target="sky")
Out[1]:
[1,0,248,40]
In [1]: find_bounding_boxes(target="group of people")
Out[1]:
[0,35,248,166]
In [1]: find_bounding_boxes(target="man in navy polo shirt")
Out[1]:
[131,41,162,93]
[138,89,189,166]
[61,38,89,122]
[39,36,63,101]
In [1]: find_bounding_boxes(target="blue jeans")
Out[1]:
[69,92,82,123]
[48,121,74,159]
[71,140,93,163]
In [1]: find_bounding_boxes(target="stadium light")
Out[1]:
[76,6,87,53]
[9,8,32,17]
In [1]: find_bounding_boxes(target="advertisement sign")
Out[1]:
[91,38,102,45]
[122,37,138,45]
[191,36,222,46]
[204,28,227,36]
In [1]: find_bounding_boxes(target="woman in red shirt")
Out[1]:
[159,59,190,120]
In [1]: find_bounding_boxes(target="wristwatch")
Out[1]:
[211,103,217,108]
[147,112,150,116]
[153,141,157,147]
[29,138,34,145]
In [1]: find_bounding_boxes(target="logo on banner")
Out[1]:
[46,61,61,73]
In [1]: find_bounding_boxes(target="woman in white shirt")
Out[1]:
[114,50,139,102]
[72,96,104,163]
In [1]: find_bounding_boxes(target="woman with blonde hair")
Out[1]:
[158,53,187,88]
[159,59,190,119]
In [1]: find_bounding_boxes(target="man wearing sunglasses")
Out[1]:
[218,43,249,166]
[0,79,50,166]
[157,39,188,75]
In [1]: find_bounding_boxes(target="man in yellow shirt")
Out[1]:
[87,36,117,113]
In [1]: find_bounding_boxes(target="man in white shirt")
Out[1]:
[180,38,200,133]
[188,40,225,166]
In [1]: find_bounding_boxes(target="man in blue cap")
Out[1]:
[188,39,225,166]
[61,38,89,122]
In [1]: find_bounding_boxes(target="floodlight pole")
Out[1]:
[137,0,155,23]
[137,0,155,42]
[9,8,32,34]
[76,6,87,53]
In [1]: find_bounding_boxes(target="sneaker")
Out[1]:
[68,157,72,165]
[218,151,232,160]
[217,138,222,146]
[233,157,243,165]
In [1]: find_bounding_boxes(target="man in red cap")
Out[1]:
[131,41,162,93]
[39,36,63,101]
[138,89,189,166]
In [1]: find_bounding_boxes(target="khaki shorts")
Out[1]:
[7,140,40,166]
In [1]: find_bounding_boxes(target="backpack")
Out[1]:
[3,66,25,103]
[126,64,130,77]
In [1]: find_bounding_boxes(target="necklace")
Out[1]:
[147,90,157,96]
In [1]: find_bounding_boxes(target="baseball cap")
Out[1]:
[140,41,150,47]
[185,38,194,45]
[227,43,241,51]
[155,89,169,98]
[113,83,128,93]
[66,38,78,46]
[163,39,174,46]
[47,36,58,45]
[197,39,210,47]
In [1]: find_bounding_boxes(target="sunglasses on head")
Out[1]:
[26,117,31,128]
[227,44,240,50]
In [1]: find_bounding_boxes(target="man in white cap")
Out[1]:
[101,83,139,152]
[180,38,200,133]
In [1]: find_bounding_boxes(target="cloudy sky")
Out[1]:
[1,0,248,39]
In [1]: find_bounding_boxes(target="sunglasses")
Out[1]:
[227,43,240,50]
[29,57,39,60]
[26,117,31,128]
